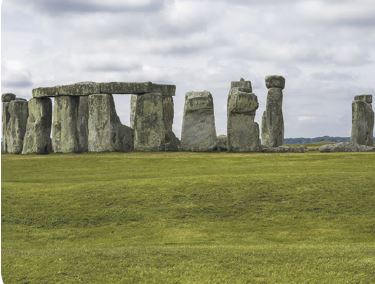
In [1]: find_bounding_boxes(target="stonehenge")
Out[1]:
[262,75,285,147]
[181,91,217,151]
[2,77,374,155]
[351,95,373,146]
[227,78,260,152]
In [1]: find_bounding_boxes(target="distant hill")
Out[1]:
[284,136,351,144]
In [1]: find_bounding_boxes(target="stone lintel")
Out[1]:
[32,82,176,98]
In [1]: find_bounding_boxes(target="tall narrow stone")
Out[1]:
[88,94,133,152]
[351,95,374,146]
[22,98,52,154]
[261,75,285,147]
[2,93,16,153]
[227,79,260,152]
[77,96,89,152]
[6,99,29,154]
[52,96,80,153]
[181,91,217,151]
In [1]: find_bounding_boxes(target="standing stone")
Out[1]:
[88,94,133,152]
[22,98,52,154]
[227,79,261,152]
[2,93,16,153]
[77,96,89,152]
[6,99,29,154]
[262,75,285,147]
[132,93,179,151]
[181,91,217,151]
[351,95,374,146]
[133,93,167,151]
[52,96,80,153]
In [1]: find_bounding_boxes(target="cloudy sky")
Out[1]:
[2,0,375,138]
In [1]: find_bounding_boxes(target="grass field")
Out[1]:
[2,152,375,283]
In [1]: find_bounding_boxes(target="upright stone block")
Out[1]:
[262,75,285,147]
[133,93,167,151]
[351,95,374,146]
[181,91,217,151]
[227,79,261,152]
[22,98,52,154]
[88,94,133,152]
[52,96,80,153]
[2,93,16,153]
[6,99,29,154]
[77,96,89,152]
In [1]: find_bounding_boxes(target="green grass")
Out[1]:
[2,152,375,283]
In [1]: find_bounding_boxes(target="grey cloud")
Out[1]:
[311,71,354,81]
[11,0,169,15]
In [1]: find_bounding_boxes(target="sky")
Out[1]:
[2,0,375,138]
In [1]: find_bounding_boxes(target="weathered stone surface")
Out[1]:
[6,100,28,154]
[265,75,285,89]
[52,96,80,153]
[181,91,217,151]
[77,96,89,152]
[217,135,228,151]
[130,95,138,129]
[2,102,11,153]
[22,98,52,154]
[88,94,133,152]
[351,95,374,146]
[33,82,176,98]
[262,87,284,147]
[2,93,16,102]
[227,80,261,152]
[262,145,305,153]
[133,93,167,151]
[230,78,252,93]
[319,142,375,152]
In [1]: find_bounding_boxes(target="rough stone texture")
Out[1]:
[77,96,89,152]
[2,93,16,102]
[227,80,261,152]
[2,102,11,153]
[351,95,374,146]
[262,85,284,147]
[88,94,133,152]
[52,96,80,153]
[181,91,217,151]
[130,95,138,129]
[262,145,305,153]
[6,100,29,154]
[230,78,252,92]
[217,135,228,151]
[133,93,167,151]
[22,98,52,154]
[265,75,286,89]
[33,82,176,98]
[319,142,375,152]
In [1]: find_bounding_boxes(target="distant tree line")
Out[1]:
[284,136,351,144]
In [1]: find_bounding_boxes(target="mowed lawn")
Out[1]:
[2,152,375,283]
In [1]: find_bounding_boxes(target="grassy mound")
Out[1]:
[2,152,375,283]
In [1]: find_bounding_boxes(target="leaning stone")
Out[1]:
[2,93,16,102]
[6,100,28,154]
[262,87,284,147]
[265,75,286,89]
[181,91,217,151]
[22,98,52,154]
[217,135,228,152]
[88,94,133,152]
[52,96,80,153]
[319,142,375,152]
[351,95,374,146]
[227,85,261,152]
